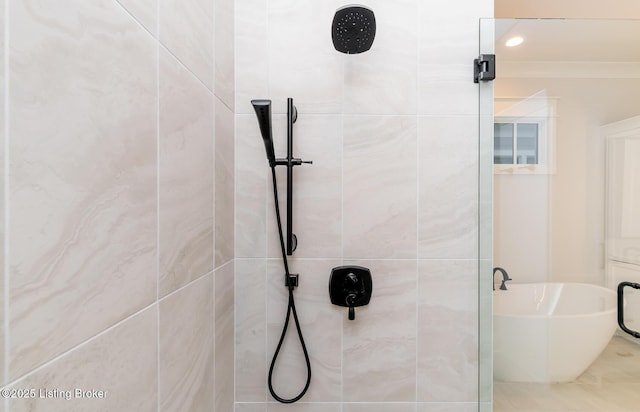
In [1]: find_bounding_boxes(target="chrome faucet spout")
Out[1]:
[493,267,512,291]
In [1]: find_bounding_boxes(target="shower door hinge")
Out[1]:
[474,54,495,83]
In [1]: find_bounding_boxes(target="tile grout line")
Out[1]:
[3,0,9,408]
[155,0,160,408]
[211,0,217,407]
[160,266,226,303]
[158,42,214,96]
[263,257,268,404]
[415,0,421,404]
[233,21,238,408]
[1,300,159,390]
[232,2,239,407]
[112,0,218,101]
[0,261,220,393]
[114,0,152,35]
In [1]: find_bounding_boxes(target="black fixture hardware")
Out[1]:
[618,281,640,339]
[474,54,496,83]
[332,5,376,54]
[493,267,512,291]
[250,97,312,404]
[251,98,312,256]
[329,265,373,320]
[251,99,277,167]
[286,273,299,288]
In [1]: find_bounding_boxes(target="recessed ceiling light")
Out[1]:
[505,36,524,47]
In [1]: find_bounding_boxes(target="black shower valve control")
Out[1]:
[329,265,373,321]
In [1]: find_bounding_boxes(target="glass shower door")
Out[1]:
[479,18,640,412]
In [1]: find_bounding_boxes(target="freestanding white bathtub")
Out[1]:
[493,282,617,383]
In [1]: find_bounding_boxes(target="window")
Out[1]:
[494,96,557,174]
[494,120,542,165]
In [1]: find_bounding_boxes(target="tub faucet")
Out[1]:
[493,267,512,291]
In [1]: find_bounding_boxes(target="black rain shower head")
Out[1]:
[251,99,276,167]
[331,4,376,54]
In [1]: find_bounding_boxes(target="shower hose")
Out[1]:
[267,166,312,403]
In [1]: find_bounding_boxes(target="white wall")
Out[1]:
[494,174,551,283]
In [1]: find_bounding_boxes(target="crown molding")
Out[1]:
[499,61,640,78]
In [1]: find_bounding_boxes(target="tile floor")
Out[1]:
[494,336,640,412]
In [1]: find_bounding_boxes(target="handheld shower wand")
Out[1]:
[250,98,312,404]
[251,99,276,167]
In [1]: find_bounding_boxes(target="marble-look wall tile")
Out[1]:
[215,98,235,267]
[236,116,268,258]
[236,259,267,401]
[267,0,344,114]
[7,306,157,412]
[159,0,213,89]
[159,49,214,297]
[418,260,478,402]
[267,403,341,412]
[0,0,4,389]
[9,0,157,379]
[344,51,417,115]
[267,115,342,259]
[417,403,478,412]
[418,117,478,259]
[267,259,342,402]
[344,403,417,412]
[235,0,268,114]
[419,1,492,65]
[343,116,418,259]
[159,274,214,412]
[215,262,234,412]
[215,0,235,109]
[236,403,266,412]
[116,0,157,35]
[342,260,417,402]
[418,64,478,116]
[343,0,418,115]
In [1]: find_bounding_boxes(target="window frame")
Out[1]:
[494,97,557,175]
